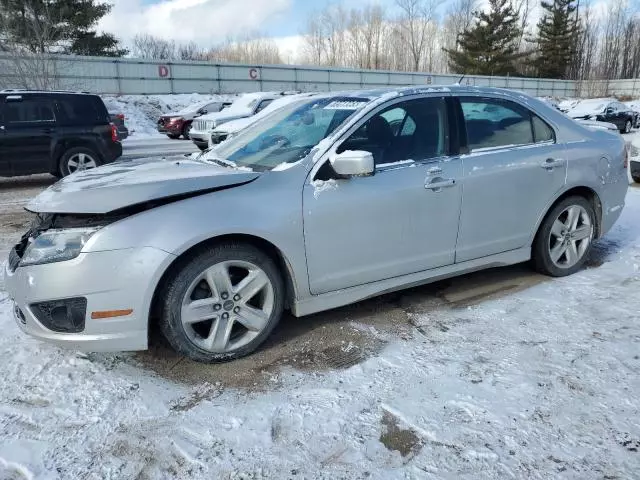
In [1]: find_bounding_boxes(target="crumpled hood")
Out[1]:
[28,157,259,214]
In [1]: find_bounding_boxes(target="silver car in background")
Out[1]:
[5,86,629,362]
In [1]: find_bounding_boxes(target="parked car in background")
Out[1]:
[623,101,640,128]
[209,93,318,146]
[575,119,619,132]
[6,86,628,363]
[558,99,579,113]
[157,99,232,140]
[189,92,284,150]
[109,113,129,140]
[567,98,635,133]
[630,141,640,183]
[0,90,122,177]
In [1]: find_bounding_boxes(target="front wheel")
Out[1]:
[532,196,595,277]
[158,243,285,363]
[182,123,192,140]
[59,147,100,177]
[167,134,180,139]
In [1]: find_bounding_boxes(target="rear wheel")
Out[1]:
[158,243,285,363]
[197,144,207,151]
[632,175,640,183]
[59,147,100,177]
[167,134,180,139]
[532,196,595,277]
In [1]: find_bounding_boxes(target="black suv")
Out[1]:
[0,90,123,177]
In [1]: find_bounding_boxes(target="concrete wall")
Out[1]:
[0,53,635,98]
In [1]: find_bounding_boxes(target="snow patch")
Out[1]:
[311,179,338,198]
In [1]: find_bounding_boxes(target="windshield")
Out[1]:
[204,96,369,171]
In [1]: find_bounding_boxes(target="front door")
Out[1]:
[455,96,567,262]
[303,96,463,295]
[2,95,57,176]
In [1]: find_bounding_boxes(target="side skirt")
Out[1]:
[291,248,531,317]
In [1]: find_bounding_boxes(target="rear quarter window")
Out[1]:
[56,95,109,125]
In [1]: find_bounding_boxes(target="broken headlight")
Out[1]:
[20,227,100,267]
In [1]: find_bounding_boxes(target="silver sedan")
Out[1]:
[5,86,629,362]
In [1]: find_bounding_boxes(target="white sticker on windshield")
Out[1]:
[323,100,367,110]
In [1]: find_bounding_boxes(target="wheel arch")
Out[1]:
[148,233,298,334]
[532,186,603,244]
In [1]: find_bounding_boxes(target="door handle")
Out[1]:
[425,178,456,191]
[541,158,564,169]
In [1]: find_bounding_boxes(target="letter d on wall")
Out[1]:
[158,65,170,78]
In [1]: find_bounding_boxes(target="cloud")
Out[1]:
[272,35,306,63]
[99,0,292,46]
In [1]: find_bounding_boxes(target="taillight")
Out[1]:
[110,123,119,142]
[116,113,125,120]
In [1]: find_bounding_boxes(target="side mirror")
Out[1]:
[330,150,374,177]
[606,107,614,114]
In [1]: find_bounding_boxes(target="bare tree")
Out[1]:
[395,0,443,71]
[131,34,176,60]
[206,32,282,64]
[178,41,205,61]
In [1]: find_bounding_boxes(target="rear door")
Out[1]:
[455,96,567,262]
[2,95,57,175]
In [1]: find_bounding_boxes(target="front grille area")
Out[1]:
[30,297,87,333]
[193,120,214,131]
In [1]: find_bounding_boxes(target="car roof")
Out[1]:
[0,89,94,95]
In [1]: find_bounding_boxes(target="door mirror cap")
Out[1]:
[330,150,374,177]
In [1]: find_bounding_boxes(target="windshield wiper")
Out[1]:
[202,155,238,169]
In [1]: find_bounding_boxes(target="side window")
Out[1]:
[56,95,103,125]
[255,99,273,113]
[460,97,533,150]
[4,97,55,124]
[338,97,448,166]
[532,115,555,143]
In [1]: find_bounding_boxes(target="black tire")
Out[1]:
[633,175,640,183]
[197,144,207,151]
[158,242,285,363]
[182,123,192,140]
[58,147,101,177]
[532,196,596,277]
[167,133,180,139]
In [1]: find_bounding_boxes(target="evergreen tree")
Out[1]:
[534,0,580,79]
[0,0,127,57]
[445,0,523,76]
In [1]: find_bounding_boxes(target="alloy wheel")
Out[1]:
[625,120,632,133]
[67,153,97,173]
[548,205,593,269]
[180,260,275,353]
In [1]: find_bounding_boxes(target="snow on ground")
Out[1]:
[1,186,640,478]
[101,94,236,138]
